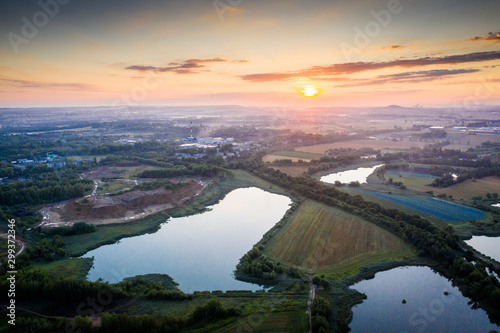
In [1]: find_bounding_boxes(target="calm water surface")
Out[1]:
[466,236,500,262]
[321,164,384,184]
[83,187,291,292]
[350,266,498,333]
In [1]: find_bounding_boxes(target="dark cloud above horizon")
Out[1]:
[0,75,94,91]
[240,51,500,82]
[467,31,500,42]
[336,69,480,87]
[381,45,405,50]
[125,58,246,74]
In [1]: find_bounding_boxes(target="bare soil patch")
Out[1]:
[40,181,207,227]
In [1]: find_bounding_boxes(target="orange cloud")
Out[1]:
[381,45,405,50]
[467,31,500,42]
[240,51,500,82]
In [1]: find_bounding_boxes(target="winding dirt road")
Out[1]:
[0,233,25,257]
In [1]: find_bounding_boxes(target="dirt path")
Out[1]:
[85,180,100,197]
[0,233,25,257]
[307,274,315,333]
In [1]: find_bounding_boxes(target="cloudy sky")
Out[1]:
[0,0,499,107]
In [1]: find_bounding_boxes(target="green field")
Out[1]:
[123,293,307,333]
[215,311,308,333]
[269,165,309,177]
[96,179,133,195]
[398,176,500,200]
[266,200,414,274]
[62,213,169,256]
[296,140,428,154]
[262,150,323,162]
[29,258,93,280]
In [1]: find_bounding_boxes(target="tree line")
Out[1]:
[0,172,93,206]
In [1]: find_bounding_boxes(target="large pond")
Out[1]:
[466,236,500,262]
[82,187,291,293]
[350,266,498,333]
[320,164,384,185]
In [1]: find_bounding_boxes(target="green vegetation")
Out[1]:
[215,311,308,333]
[44,221,97,236]
[122,274,180,291]
[311,297,332,333]
[0,239,8,258]
[62,213,169,256]
[265,150,323,160]
[96,179,132,194]
[401,176,500,200]
[139,164,232,178]
[0,171,94,206]
[29,257,93,280]
[266,200,414,273]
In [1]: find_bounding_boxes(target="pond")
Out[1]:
[82,187,292,293]
[466,236,500,262]
[350,266,499,333]
[320,164,384,184]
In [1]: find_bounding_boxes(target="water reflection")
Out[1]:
[350,266,498,332]
[320,164,384,185]
[83,187,291,293]
[466,236,500,263]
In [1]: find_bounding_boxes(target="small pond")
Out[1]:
[320,164,384,184]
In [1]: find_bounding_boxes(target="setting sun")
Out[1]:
[301,86,321,97]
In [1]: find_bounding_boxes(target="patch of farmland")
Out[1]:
[442,133,500,151]
[216,311,307,333]
[296,140,428,154]
[266,200,413,273]
[354,189,485,222]
[398,176,500,200]
[385,171,437,178]
[262,155,311,163]
[268,150,323,159]
[270,165,309,177]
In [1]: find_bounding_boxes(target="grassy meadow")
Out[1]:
[262,150,322,163]
[397,176,500,200]
[265,200,414,274]
[29,258,93,280]
[296,140,428,154]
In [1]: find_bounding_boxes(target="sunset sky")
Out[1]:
[0,0,499,107]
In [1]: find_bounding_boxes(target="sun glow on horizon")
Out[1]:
[300,85,321,98]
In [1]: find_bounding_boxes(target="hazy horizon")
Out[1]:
[1,0,499,108]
